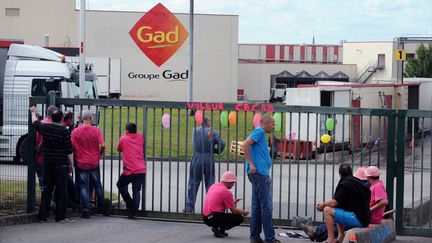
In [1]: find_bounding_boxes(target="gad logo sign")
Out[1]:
[129,3,189,67]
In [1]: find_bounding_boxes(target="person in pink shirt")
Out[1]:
[365,166,388,224]
[116,122,146,220]
[71,110,108,218]
[203,171,250,238]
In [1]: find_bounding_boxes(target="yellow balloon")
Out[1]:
[321,134,331,144]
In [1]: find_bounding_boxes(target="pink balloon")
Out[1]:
[162,114,170,128]
[253,113,262,128]
[195,110,203,125]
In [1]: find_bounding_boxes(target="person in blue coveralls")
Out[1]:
[184,116,226,213]
[243,115,281,243]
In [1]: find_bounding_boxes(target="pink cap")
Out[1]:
[221,171,237,183]
[353,167,367,180]
[364,166,382,177]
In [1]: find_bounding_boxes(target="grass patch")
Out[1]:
[98,107,282,160]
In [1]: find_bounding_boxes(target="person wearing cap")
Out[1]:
[365,166,388,224]
[303,167,371,242]
[116,122,146,220]
[243,115,280,243]
[71,110,108,218]
[203,171,249,238]
[316,163,371,243]
[184,116,226,213]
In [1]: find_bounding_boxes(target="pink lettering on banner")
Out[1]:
[186,103,272,112]
[235,104,275,112]
[186,102,224,111]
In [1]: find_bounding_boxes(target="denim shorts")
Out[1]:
[334,208,364,228]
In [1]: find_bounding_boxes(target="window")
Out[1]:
[31,79,61,96]
[5,8,19,17]
[406,53,415,60]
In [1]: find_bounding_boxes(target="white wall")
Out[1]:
[238,63,356,102]
[0,0,76,47]
[343,42,395,81]
[0,0,238,102]
[83,11,238,102]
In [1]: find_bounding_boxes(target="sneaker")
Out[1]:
[56,218,75,223]
[39,219,46,223]
[220,230,228,237]
[302,224,317,241]
[128,214,138,220]
[211,227,225,238]
[81,212,91,219]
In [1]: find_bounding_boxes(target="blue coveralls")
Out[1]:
[185,125,225,212]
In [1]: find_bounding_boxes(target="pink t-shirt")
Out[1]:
[71,125,104,170]
[370,180,387,224]
[117,133,146,175]
[203,182,235,216]
[36,119,52,164]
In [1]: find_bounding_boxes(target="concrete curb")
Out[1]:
[342,219,395,243]
[0,213,38,227]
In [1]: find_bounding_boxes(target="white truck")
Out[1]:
[0,44,97,163]
[68,56,121,99]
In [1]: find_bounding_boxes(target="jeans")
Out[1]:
[78,167,105,214]
[116,173,145,215]
[38,164,68,221]
[185,154,215,212]
[248,173,275,242]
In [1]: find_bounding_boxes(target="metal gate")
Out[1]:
[21,94,432,236]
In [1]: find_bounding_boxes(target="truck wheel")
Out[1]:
[19,137,30,164]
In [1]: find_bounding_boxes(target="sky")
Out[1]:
[77,0,432,45]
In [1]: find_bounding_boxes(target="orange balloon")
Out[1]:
[228,111,237,126]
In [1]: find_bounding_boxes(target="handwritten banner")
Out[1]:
[186,102,274,113]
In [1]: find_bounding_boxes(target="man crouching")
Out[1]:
[203,171,249,238]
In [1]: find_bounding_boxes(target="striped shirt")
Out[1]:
[33,121,73,165]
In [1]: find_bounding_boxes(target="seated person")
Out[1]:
[303,167,370,242]
[365,166,388,224]
[316,164,371,243]
[202,171,249,238]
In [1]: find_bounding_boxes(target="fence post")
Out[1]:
[395,110,406,234]
[385,112,396,211]
[27,103,36,213]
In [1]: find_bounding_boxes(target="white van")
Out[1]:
[0,44,97,162]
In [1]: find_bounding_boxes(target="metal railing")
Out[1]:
[0,94,430,237]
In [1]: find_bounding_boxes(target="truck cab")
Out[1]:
[0,44,97,162]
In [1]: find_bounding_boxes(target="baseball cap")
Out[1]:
[221,171,237,183]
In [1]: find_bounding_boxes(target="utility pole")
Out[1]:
[188,0,194,104]
[79,0,86,98]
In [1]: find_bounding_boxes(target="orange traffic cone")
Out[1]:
[348,234,357,243]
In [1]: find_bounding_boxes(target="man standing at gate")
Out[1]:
[71,110,109,218]
[243,115,280,243]
[30,106,75,223]
[184,116,225,213]
[116,123,146,220]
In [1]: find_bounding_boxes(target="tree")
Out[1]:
[404,44,432,78]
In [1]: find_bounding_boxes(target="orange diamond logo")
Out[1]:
[129,3,189,67]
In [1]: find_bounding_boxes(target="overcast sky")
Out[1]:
[77,0,432,45]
